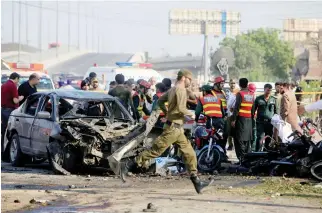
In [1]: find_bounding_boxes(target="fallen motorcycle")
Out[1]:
[241,116,318,174]
[270,130,322,180]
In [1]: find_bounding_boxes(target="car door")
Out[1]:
[30,95,55,157]
[18,94,43,154]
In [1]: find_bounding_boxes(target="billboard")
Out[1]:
[169,9,241,36]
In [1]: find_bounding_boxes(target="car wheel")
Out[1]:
[9,134,26,167]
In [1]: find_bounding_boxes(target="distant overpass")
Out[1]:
[150,56,202,72]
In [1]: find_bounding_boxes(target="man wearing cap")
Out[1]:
[252,84,276,151]
[212,76,228,150]
[231,78,255,161]
[120,69,214,194]
[195,85,225,142]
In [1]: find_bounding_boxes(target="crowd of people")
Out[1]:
[1,69,321,194]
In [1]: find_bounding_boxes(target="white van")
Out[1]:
[1,61,55,91]
[83,63,163,91]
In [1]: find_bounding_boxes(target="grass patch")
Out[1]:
[218,177,322,198]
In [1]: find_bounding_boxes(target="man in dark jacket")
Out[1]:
[18,73,40,105]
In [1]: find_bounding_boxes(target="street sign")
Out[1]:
[169,9,241,36]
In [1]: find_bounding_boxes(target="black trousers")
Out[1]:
[206,117,227,152]
[1,107,14,151]
[255,121,274,151]
[234,139,251,161]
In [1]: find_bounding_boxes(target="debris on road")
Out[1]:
[29,198,50,205]
[14,199,20,203]
[143,203,157,212]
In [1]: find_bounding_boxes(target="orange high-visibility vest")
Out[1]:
[212,90,227,110]
[238,90,255,118]
[200,94,223,118]
[133,91,145,116]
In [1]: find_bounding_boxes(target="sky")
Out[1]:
[1,1,322,57]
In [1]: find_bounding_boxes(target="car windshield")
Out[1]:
[58,98,132,122]
[1,75,54,90]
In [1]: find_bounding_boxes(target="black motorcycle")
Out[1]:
[270,130,322,180]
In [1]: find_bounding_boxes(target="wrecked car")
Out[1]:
[2,90,154,175]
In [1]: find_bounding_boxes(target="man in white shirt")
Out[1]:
[298,100,322,115]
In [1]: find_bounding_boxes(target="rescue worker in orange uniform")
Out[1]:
[195,85,225,149]
[231,78,255,161]
[211,76,228,151]
[132,80,152,121]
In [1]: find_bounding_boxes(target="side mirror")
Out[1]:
[37,111,51,119]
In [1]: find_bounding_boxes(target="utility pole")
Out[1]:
[56,0,59,58]
[92,9,94,52]
[38,1,42,61]
[97,15,99,53]
[85,8,88,50]
[12,1,15,43]
[203,22,209,83]
[77,1,80,50]
[25,1,29,46]
[68,1,70,52]
[18,1,22,61]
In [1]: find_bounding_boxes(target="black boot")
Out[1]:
[119,159,137,183]
[190,174,214,194]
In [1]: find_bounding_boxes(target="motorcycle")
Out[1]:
[270,129,322,180]
[241,118,318,175]
[193,115,227,173]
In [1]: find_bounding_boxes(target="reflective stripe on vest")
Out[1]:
[212,90,227,109]
[238,91,254,118]
[200,94,223,118]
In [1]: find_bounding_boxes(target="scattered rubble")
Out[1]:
[143,203,157,212]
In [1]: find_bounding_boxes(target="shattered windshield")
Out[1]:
[58,98,132,122]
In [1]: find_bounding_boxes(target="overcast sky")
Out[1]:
[1,1,322,57]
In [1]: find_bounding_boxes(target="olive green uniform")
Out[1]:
[135,86,197,174]
[252,95,276,151]
[108,85,136,120]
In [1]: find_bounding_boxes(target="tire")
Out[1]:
[47,141,77,174]
[9,134,27,167]
[311,160,322,181]
[197,147,223,173]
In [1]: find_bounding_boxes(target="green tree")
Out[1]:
[216,28,295,81]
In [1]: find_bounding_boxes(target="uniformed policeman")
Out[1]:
[252,84,276,151]
[120,69,214,194]
[212,76,228,150]
[108,74,136,120]
[195,84,225,146]
[231,78,255,161]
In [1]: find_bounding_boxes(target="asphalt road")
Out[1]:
[47,53,132,76]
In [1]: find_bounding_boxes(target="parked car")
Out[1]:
[2,90,147,174]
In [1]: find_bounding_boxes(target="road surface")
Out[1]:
[47,53,132,76]
[2,161,322,213]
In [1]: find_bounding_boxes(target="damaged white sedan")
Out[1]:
[2,90,156,175]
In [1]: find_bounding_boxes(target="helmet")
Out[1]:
[214,76,225,84]
[139,80,151,89]
[248,83,256,93]
[194,126,208,138]
[201,85,213,92]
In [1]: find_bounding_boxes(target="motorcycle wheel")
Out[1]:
[197,147,222,173]
[310,160,322,181]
